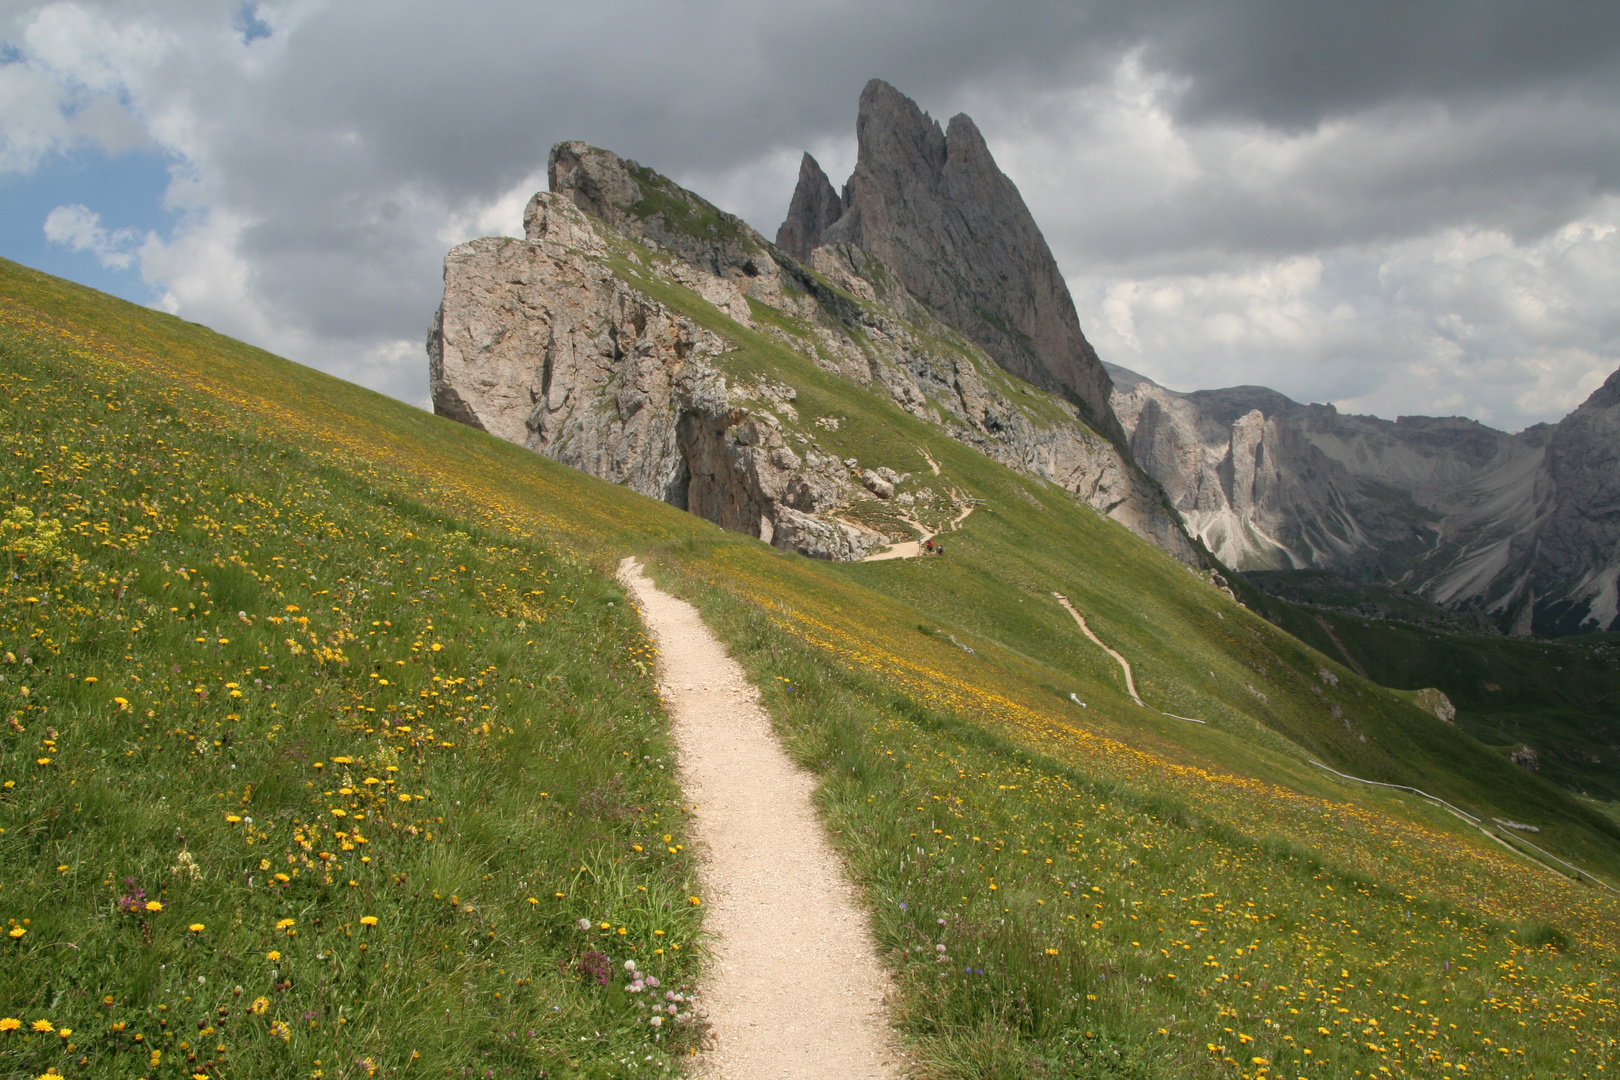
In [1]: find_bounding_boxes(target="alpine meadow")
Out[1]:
[2,232,1618,1080]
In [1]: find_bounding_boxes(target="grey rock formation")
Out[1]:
[1419,367,1620,635]
[432,140,1201,567]
[775,153,842,263]
[1110,361,1620,634]
[1109,363,1489,577]
[428,191,881,561]
[1414,688,1457,724]
[789,80,1125,445]
[549,141,775,284]
[1538,369,1620,630]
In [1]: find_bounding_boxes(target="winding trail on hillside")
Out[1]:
[862,497,977,562]
[1053,592,1145,707]
[618,558,903,1080]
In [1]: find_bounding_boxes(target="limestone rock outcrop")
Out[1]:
[786,80,1125,445]
[432,135,1201,567]
[775,154,842,264]
[1421,366,1620,635]
[429,191,880,561]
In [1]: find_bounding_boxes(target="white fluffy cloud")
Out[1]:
[5,0,1619,428]
[42,202,140,268]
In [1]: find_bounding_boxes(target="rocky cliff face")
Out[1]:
[1109,362,1620,634]
[775,154,842,264]
[429,188,880,561]
[431,139,1200,566]
[1417,368,1620,635]
[783,80,1125,445]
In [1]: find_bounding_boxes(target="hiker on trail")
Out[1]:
[925,540,934,554]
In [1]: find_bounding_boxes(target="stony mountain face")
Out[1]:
[430,138,1200,566]
[1109,363,1620,634]
[429,181,879,561]
[1419,367,1620,635]
[782,79,1125,446]
[774,154,842,264]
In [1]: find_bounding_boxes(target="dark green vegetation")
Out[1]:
[3,253,1618,1080]
[1244,569,1487,634]
[1240,580,1620,803]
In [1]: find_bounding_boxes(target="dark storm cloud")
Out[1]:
[1141,1,1620,129]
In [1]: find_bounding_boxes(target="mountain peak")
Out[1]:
[780,80,1125,445]
[775,153,842,262]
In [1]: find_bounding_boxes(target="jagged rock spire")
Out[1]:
[775,153,843,263]
[779,79,1125,446]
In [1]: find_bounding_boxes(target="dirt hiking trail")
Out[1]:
[862,496,977,562]
[1053,592,1144,707]
[618,559,904,1080]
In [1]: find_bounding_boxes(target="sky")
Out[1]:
[2,1,1618,432]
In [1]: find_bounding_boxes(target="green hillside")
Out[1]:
[3,253,1617,1080]
[1239,583,1620,802]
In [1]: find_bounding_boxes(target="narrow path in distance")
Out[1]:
[618,559,903,1080]
[1053,592,1145,707]
[862,497,977,562]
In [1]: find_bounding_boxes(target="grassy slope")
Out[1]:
[1239,583,1620,802]
[2,254,1617,1080]
[608,247,1620,875]
[0,264,707,1079]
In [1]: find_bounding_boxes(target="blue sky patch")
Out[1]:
[236,3,272,44]
[0,147,177,307]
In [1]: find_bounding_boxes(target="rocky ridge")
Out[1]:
[1109,362,1620,634]
[432,133,1199,565]
[781,79,1125,446]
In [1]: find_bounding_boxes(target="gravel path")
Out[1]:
[619,558,905,1080]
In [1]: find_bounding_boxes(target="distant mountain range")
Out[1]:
[1109,362,1620,636]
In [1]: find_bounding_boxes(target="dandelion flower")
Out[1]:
[31,1020,53,1033]
[360,915,378,927]
[145,900,162,912]
[249,997,269,1015]
[188,923,205,932]
[688,896,701,906]
[0,1018,20,1031]
[7,927,24,939]
[276,918,295,930]
[266,950,282,961]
